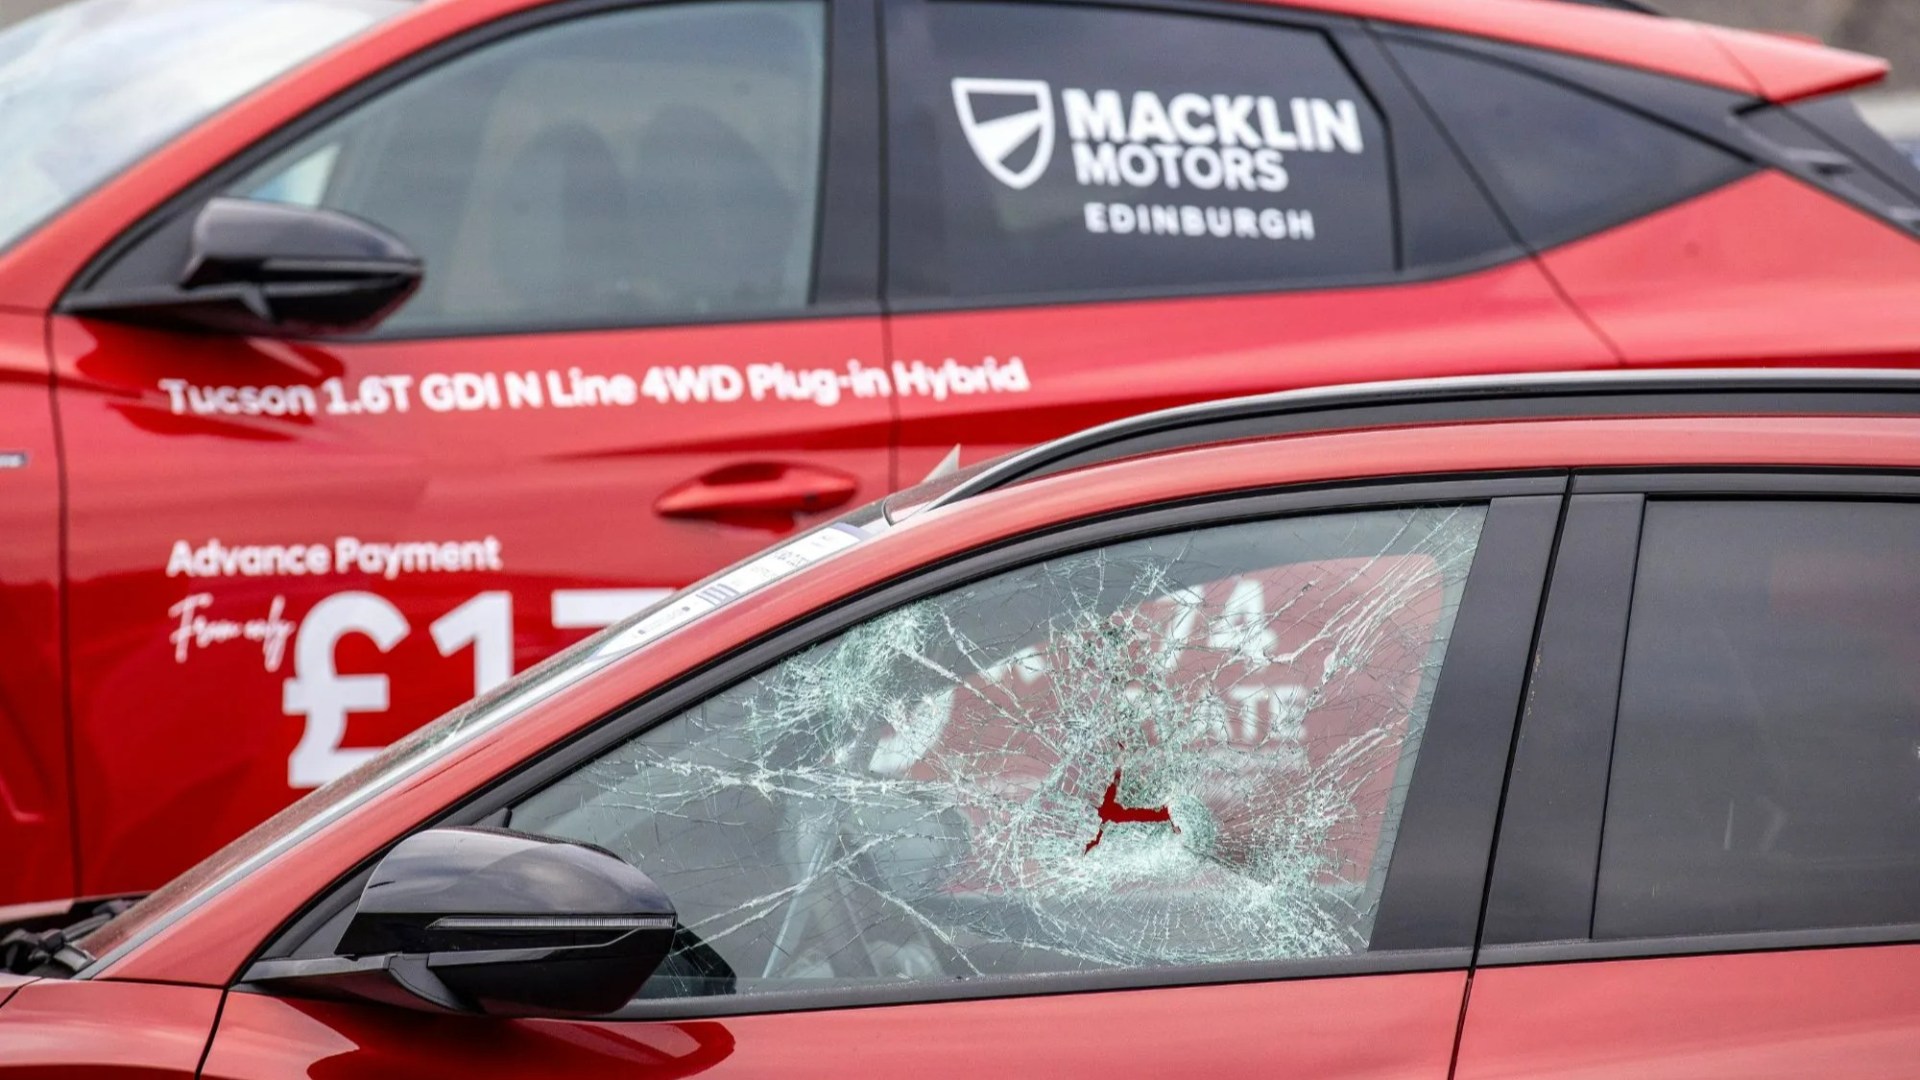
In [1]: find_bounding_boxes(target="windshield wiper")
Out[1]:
[1,897,137,976]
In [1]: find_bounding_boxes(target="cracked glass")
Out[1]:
[512,505,1486,997]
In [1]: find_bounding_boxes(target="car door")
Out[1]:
[48,0,889,898]
[0,311,68,904]
[1459,476,1920,1077]
[203,482,1558,1077]
[878,0,1614,478]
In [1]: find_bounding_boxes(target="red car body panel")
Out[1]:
[0,974,31,1012]
[96,412,1920,989]
[1690,21,1888,103]
[0,979,220,1075]
[1454,945,1920,1078]
[52,312,891,893]
[1540,173,1920,368]
[1,0,1918,905]
[0,313,70,906]
[200,972,1466,1079]
[887,260,1613,475]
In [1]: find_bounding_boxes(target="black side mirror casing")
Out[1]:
[246,828,677,1019]
[65,197,422,337]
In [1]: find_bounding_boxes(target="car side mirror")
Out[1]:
[245,828,676,1018]
[65,197,422,337]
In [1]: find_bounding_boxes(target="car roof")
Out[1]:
[432,0,1888,103]
[919,368,1920,514]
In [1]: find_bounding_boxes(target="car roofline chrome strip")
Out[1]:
[927,367,1920,511]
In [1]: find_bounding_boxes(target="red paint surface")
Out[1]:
[101,413,1920,987]
[1695,22,1889,103]
[1455,945,1920,1078]
[0,979,219,1076]
[0,974,33,1013]
[50,313,891,898]
[887,259,1615,486]
[1084,760,1177,853]
[202,970,1467,1080]
[1541,174,1920,368]
[0,313,69,906]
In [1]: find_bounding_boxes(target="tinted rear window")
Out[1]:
[1598,500,1920,940]
[1386,39,1751,250]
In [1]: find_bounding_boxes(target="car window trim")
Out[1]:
[1482,469,1920,968]
[1365,491,1562,951]
[814,0,886,306]
[238,946,1477,1020]
[1481,923,1920,969]
[1479,492,1643,947]
[1573,468,1920,497]
[60,0,881,336]
[1339,20,1529,278]
[248,471,1566,1017]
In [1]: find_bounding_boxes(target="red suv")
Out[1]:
[7,369,1920,1076]
[4,0,1920,905]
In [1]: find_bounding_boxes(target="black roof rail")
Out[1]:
[924,368,1920,513]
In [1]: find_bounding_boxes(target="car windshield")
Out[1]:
[0,0,405,255]
[73,501,896,971]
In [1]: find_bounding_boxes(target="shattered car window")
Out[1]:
[512,506,1486,997]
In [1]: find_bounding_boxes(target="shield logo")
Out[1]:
[950,77,1055,190]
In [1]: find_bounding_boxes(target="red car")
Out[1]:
[4,0,1920,906]
[7,368,1920,1076]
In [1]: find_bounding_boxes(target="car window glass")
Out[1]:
[231,0,826,334]
[511,506,1485,999]
[886,2,1394,303]
[1598,500,1920,940]
[1341,37,1517,276]
[1386,39,1749,251]
[0,0,403,256]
